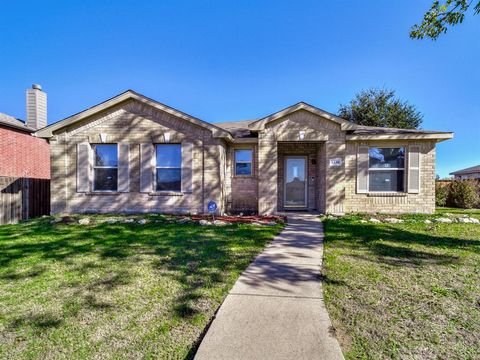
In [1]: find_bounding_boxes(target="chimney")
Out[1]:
[26,84,47,130]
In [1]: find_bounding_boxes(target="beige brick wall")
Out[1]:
[50,101,438,216]
[344,140,436,214]
[257,109,343,214]
[254,109,437,215]
[258,131,277,214]
[50,99,227,215]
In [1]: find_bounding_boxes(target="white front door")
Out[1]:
[284,157,307,208]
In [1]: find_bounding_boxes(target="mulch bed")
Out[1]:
[190,215,286,224]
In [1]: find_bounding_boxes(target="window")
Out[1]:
[368,147,405,192]
[93,144,118,191]
[156,144,181,191]
[235,149,253,175]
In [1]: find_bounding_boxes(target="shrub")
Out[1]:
[447,180,480,209]
[435,182,449,207]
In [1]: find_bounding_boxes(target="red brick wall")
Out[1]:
[0,126,50,179]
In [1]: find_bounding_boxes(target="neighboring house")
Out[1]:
[0,85,50,224]
[35,90,453,215]
[450,165,480,180]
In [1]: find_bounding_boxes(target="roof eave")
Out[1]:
[0,122,35,133]
[346,132,454,142]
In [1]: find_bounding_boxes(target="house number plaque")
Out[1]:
[329,158,343,167]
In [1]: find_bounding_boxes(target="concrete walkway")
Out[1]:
[194,213,344,360]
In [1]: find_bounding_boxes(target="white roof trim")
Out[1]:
[346,133,454,142]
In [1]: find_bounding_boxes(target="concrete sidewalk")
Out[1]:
[194,213,344,360]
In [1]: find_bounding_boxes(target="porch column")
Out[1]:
[325,140,346,214]
[258,131,277,214]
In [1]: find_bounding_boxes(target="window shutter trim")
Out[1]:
[408,145,421,193]
[181,141,194,193]
[140,143,153,193]
[77,143,91,192]
[357,145,369,193]
[118,143,130,192]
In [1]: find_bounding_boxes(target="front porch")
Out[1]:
[276,142,326,212]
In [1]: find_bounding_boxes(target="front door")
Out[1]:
[284,157,307,208]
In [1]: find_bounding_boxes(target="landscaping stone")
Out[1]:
[213,220,228,226]
[177,217,191,224]
[59,216,76,224]
[369,218,381,223]
[137,219,148,225]
[458,217,480,224]
[434,217,453,223]
[78,218,90,225]
[384,218,404,224]
[424,219,432,224]
[123,218,135,223]
[199,219,211,226]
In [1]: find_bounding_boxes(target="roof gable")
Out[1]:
[248,102,355,131]
[36,90,232,140]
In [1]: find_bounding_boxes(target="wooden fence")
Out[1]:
[0,177,50,225]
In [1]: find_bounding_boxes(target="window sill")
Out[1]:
[85,192,119,196]
[233,175,256,178]
[148,191,186,196]
[366,192,408,197]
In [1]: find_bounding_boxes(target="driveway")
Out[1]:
[194,213,344,360]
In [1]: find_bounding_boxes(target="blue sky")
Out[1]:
[0,1,478,177]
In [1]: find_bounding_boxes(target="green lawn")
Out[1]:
[0,215,282,359]
[322,209,480,360]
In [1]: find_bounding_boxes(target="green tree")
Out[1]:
[338,89,423,129]
[411,0,480,40]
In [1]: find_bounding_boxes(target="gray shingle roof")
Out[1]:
[348,125,451,135]
[214,119,449,139]
[450,165,480,175]
[0,112,34,132]
[214,119,257,138]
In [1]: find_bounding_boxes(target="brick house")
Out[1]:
[35,90,452,215]
[0,85,50,179]
[0,85,50,223]
[0,116,50,180]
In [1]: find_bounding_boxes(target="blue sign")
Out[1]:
[207,201,217,213]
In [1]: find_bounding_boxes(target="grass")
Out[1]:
[322,208,480,360]
[0,214,283,359]
[436,206,480,217]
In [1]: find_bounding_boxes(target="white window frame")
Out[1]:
[368,146,406,193]
[155,144,182,192]
[93,144,118,192]
[234,149,253,176]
